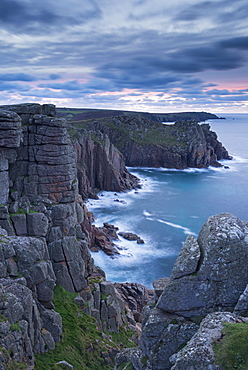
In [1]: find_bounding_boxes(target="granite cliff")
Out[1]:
[69,115,231,169]
[0,104,147,369]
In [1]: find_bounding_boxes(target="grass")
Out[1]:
[213,322,248,369]
[35,285,136,370]
[10,323,21,332]
[70,116,188,151]
[10,208,25,216]
[0,314,7,322]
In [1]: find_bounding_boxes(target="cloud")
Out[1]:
[220,37,248,50]
[0,73,36,82]
[0,0,102,34]
[0,81,32,92]
[0,0,247,112]
[49,74,61,80]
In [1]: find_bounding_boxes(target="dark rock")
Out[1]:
[11,214,27,236]
[73,129,139,200]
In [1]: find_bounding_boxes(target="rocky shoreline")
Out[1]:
[0,103,244,370]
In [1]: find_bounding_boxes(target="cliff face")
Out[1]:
[71,115,231,169]
[72,128,139,199]
[116,213,248,370]
[0,104,144,368]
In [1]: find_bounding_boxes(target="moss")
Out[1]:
[28,209,39,214]
[0,314,7,322]
[141,355,149,366]
[213,322,248,369]
[10,322,21,331]
[10,208,26,216]
[170,319,179,325]
[189,315,204,325]
[101,293,109,301]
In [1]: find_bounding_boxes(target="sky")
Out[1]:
[0,0,248,113]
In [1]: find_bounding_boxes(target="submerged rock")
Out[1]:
[118,231,145,244]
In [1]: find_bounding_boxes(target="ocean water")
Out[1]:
[87,113,248,288]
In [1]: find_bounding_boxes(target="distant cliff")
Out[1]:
[70,115,231,169]
[57,107,220,123]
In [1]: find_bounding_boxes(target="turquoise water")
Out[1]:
[87,113,248,287]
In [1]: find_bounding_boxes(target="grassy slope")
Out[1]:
[213,322,248,369]
[35,286,137,370]
[67,116,188,152]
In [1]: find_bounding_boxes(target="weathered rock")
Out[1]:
[171,312,247,369]
[157,213,248,317]
[73,128,139,199]
[114,282,154,322]
[27,212,49,237]
[152,277,170,300]
[0,278,62,367]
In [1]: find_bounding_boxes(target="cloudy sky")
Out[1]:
[0,0,248,113]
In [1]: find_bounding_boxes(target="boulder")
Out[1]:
[157,213,248,317]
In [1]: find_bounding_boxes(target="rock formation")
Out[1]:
[116,213,248,370]
[69,115,231,169]
[0,104,143,368]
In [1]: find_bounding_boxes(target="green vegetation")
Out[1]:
[69,115,188,152]
[28,209,39,214]
[170,319,179,325]
[35,286,136,370]
[10,208,25,216]
[213,322,248,369]
[0,314,7,322]
[10,323,21,332]
[57,107,218,124]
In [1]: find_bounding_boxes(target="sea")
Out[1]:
[86,113,248,288]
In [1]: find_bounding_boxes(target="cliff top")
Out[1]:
[57,107,220,123]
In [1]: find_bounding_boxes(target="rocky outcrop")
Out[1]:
[71,115,231,169]
[114,283,154,325]
[0,227,62,367]
[171,312,247,369]
[116,213,248,370]
[71,126,139,199]
[0,104,147,368]
[157,213,248,317]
